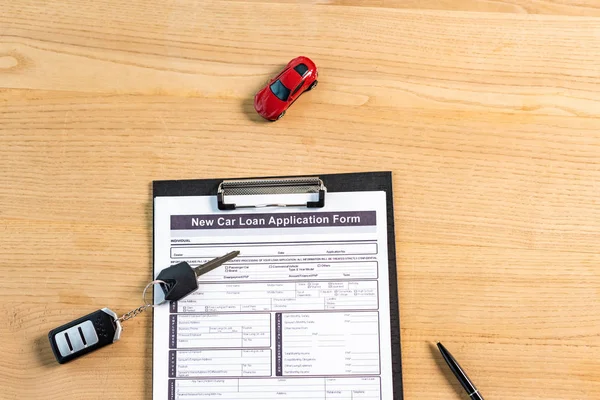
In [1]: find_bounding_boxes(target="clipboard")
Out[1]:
[153,171,403,400]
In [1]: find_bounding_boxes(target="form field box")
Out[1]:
[171,242,377,258]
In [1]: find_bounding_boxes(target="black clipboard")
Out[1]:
[153,171,403,399]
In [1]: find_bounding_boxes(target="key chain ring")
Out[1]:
[143,279,168,308]
[117,280,167,323]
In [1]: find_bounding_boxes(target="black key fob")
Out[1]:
[48,308,122,364]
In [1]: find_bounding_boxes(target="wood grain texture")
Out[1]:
[232,0,600,16]
[1,1,599,399]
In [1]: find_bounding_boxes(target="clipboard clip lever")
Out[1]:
[217,177,326,210]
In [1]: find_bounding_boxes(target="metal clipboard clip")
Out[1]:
[217,177,326,210]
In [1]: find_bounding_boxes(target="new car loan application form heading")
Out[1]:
[153,191,394,400]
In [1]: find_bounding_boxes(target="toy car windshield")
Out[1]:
[270,80,291,101]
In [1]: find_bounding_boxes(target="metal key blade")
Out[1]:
[194,251,240,278]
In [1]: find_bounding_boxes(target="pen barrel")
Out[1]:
[470,391,484,400]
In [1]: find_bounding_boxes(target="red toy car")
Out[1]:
[254,56,318,121]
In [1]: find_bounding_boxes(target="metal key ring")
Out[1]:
[142,279,168,307]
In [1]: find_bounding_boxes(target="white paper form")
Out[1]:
[153,192,394,400]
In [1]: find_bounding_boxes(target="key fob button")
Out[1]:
[54,320,99,357]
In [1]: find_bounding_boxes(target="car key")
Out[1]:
[155,250,240,302]
[48,308,122,364]
[47,280,161,365]
[48,251,239,364]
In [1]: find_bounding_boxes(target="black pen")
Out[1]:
[437,342,484,400]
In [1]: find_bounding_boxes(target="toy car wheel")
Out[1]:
[276,111,286,120]
[307,80,318,91]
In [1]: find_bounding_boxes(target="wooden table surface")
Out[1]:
[2,1,600,399]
